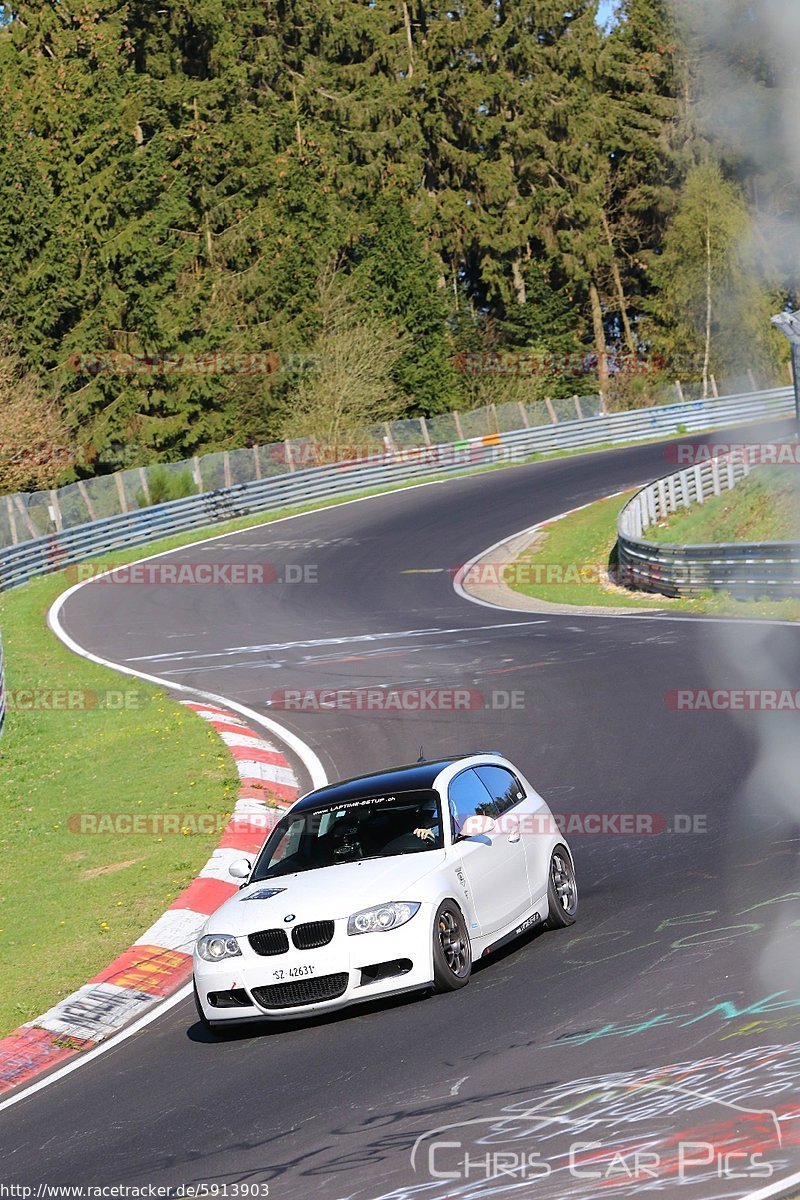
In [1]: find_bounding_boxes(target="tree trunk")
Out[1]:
[511,257,526,305]
[292,82,303,147]
[602,212,635,354]
[589,280,609,405]
[193,99,216,296]
[402,1,414,78]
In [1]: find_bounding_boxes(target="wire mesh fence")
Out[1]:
[0,373,784,549]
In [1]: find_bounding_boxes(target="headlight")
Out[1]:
[347,901,420,935]
[196,933,242,962]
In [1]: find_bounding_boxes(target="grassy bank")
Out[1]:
[507,491,800,621]
[0,571,240,1035]
[648,467,800,544]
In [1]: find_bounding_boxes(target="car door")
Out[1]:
[448,767,530,935]
[473,763,551,907]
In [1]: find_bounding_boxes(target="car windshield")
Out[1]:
[250,789,444,879]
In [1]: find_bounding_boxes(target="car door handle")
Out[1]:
[507,825,521,844]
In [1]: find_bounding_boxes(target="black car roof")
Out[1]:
[293,756,474,812]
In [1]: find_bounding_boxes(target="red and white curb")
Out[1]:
[0,702,300,1095]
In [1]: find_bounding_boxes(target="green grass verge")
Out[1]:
[0,571,240,1036]
[507,491,800,621]
[648,467,800,544]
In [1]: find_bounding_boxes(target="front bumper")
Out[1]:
[193,910,434,1023]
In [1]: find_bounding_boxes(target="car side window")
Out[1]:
[448,768,501,835]
[473,765,526,816]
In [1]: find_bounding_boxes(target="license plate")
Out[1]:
[272,964,315,982]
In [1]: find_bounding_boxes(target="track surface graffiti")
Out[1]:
[371,1043,800,1200]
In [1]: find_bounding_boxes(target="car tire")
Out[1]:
[544,845,578,929]
[432,901,472,992]
[193,982,241,1037]
[193,980,212,1030]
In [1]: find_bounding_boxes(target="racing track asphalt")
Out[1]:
[3,419,800,1200]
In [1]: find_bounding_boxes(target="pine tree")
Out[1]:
[596,0,681,354]
[352,192,461,413]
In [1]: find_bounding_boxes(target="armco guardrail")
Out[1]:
[0,385,794,593]
[617,446,800,599]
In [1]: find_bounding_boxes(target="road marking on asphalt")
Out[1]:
[123,620,550,665]
[742,1168,800,1200]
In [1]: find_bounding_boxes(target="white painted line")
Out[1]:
[741,1169,800,1200]
[17,478,508,1108]
[15,444,794,1121]
[48,584,328,789]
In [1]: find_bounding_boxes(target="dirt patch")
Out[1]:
[79,859,141,881]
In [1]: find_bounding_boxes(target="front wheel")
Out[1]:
[193,981,240,1037]
[193,979,212,1029]
[432,901,472,992]
[544,846,578,928]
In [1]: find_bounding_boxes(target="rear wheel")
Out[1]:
[544,846,578,928]
[432,901,472,992]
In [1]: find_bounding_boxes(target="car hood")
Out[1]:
[207,852,447,936]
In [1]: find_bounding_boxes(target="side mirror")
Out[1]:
[229,857,252,881]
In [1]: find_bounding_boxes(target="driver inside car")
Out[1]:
[413,800,443,842]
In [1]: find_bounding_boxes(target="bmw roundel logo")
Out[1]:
[283,913,296,923]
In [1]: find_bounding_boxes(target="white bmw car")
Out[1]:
[193,752,577,1028]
